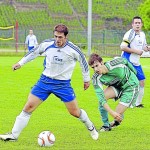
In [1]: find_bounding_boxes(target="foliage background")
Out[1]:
[0,0,150,54]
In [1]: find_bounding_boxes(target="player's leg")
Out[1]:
[52,79,94,129]
[0,94,43,141]
[0,76,50,141]
[104,86,117,100]
[64,99,93,128]
[110,103,127,128]
[111,85,139,128]
[136,80,144,107]
[110,103,128,128]
[99,86,116,132]
[10,77,52,140]
[64,99,99,140]
[52,79,98,140]
[133,65,145,107]
[12,94,43,138]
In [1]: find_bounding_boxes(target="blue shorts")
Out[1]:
[132,65,145,81]
[28,46,34,51]
[31,74,76,102]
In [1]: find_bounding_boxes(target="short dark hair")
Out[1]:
[54,24,69,36]
[88,53,103,66]
[132,16,142,23]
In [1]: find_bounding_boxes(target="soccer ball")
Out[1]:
[38,131,55,147]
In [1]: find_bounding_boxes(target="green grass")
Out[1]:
[0,56,150,150]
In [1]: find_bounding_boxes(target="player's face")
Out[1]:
[54,31,67,47]
[132,19,142,32]
[91,61,103,74]
[29,30,33,35]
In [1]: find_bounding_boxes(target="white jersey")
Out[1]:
[25,34,38,47]
[120,29,147,66]
[18,39,90,82]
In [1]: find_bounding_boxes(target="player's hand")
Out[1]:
[143,46,150,52]
[84,81,90,90]
[12,63,21,71]
[137,50,143,56]
[111,111,122,122]
[147,46,150,51]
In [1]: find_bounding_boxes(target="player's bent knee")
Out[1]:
[23,103,37,113]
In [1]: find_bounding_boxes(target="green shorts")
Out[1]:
[112,85,139,107]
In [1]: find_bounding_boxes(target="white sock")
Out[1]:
[12,111,31,139]
[136,86,144,106]
[79,109,93,129]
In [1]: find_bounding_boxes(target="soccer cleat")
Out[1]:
[0,133,17,141]
[88,126,99,140]
[110,120,120,128]
[100,125,111,132]
[136,104,144,108]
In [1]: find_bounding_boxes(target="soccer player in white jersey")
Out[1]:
[120,16,150,108]
[0,24,98,141]
[25,29,38,51]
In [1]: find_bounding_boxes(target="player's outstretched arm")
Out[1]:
[12,63,21,71]
[103,103,122,122]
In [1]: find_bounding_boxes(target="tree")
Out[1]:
[139,0,150,30]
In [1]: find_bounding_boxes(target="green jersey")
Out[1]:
[92,57,139,106]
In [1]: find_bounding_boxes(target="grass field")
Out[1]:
[0,56,150,150]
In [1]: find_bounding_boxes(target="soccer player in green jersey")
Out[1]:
[88,53,139,131]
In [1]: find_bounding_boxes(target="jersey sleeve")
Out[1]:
[92,73,107,106]
[120,29,136,47]
[73,45,90,82]
[18,42,45,66]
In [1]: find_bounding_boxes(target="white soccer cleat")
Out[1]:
[0,133,17,141]
[88,126,99,140]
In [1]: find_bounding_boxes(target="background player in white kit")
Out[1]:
[0,24,98,141]
[25,29,38,51]
[120,16,150,108]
